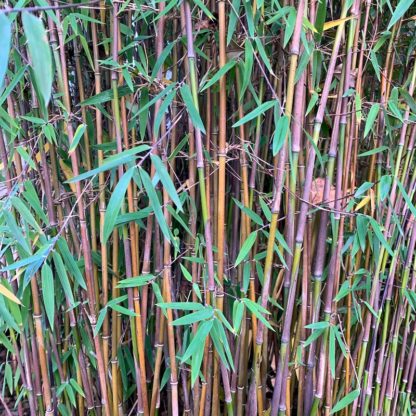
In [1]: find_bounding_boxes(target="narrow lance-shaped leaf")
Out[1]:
[66,144,149,183]
[41,263,55,329]
[235,231,257,267]
[151,154,183,211]
[0,14,11,89]
[273,114,289,156]
[232,100,276,128]
[330,389,360,414]
[180,83,206,133]
[22,13,53,106]
[388,0,413,29]
[68,124,87,154]
[200,59,236,92]
[103,167,135,244]
[364,103,380,138]
[140,167,173,245]
[0,282,21,305]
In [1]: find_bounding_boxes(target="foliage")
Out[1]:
[0,0,416,415]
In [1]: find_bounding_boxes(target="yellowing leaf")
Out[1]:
[323,16,354,31]
[59,160,76,194]
[354,195,371,212]
[0,283,21,305]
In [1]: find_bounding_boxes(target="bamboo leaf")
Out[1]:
[305,321,330,330]
[235,231,257,266]
[388,0,413,29]
[103,167,134,244]
[151,154,182,211]
[151,41,176,80]
[273,114,289,156]
[396,179,416,219]
[68,124,87,154]
[52,252,75,306]
[314,0,327,41]
[153,88,176,138]
[158,302,204,311]
[323,16,354,31]
[233,100,275,128]
[181,319,213,363]
[358,145,388,158]
[180,84,206,133]
[369,218,394,256]
[0,282,21,305]
[233,301,244,333]
[22,13,53,106]
[0,14,11,89]
[200,60,236,92]
[67,145,149,183]
[330,389,360,414]
[117,275,154,288]
[139,167,172,244]
[171,307,214,326]
[41,263,55,329]
[233,198,263,226]
[364,104,380,138]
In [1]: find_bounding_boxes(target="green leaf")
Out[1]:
[235,231,257,267]
[181,319,213,363]
[354,182,373,198]
[158,302,204,311]
[273,114,289,156]
[153,89,176,138]
[232,100,275,128]
[227,0,241,45]
[358,145,388,158]
[388,0,413,29]
[303,328,325,347]
[330,389,360,414]
[305,321,330,330]
[201,60,236,92]
[171,307,214,326]
[81,84,138,107]
[284,8,296,47]
[369,218,393,256]
[41,263,55,329]
[180,84,206,133]
[370,50,380,82]
[16,147,36,171]
[68,124,86,154]
[67,145,149,183]
[22,13,53,106]
[152,41,176,79]
[52,252,75,306]
[139,167,172,244]
[397,179,416,219]
[0,14,11,89]
[69,379,85,398]
[233,301,244,333]
[103,167,134,244]
[117,275,154,288]
[379,175,392,202]
[94,307,107,336]
[233,198,263,226]
[314,0,327,41]
[364,104,380,138]
[110,304,137,316]
[151,154,182,211]
[306,91,319,116]
[243,299,274,331]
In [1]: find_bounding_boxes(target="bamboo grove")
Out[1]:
[1,0,416,415]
